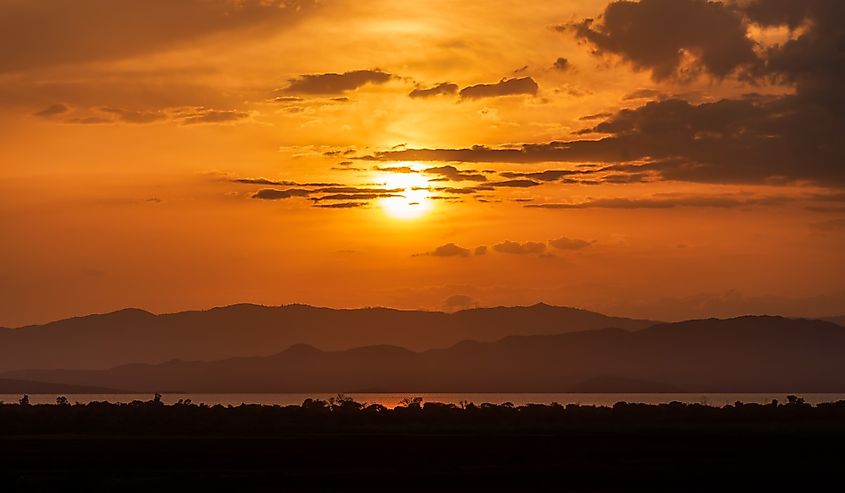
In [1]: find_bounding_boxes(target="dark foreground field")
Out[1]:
[2,395,843,491]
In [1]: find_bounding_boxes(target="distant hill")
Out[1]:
[824,316,845,327]
[6,316,845,393]
[0,378,125,394]
[0,303,655,371]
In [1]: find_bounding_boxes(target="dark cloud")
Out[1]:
[553,57,570,71]
[375,165,487,181]
[526,194,795,210]
[459,77,538,99]
[251,188,311,200]
[250,185,407,204]
[432,185,495,195]
[370,94,845,186]
[375,166,415,174]
[743,1,845,115]
[233,178,342,187]
[573,0,844,101]
[418,243,472,258]
[493,241,546,255]
[560,1,845,186]
[0,0,315,74]
[424,165,487,182]
[313,186,403,194]
[442,294,479,311]
[474,246,487,256]
[280,70,392,95]
[568,0,757,81]
[273,96,304,103]
[313,202,367,209]
[550,236,591,251]
[33,103,67,117]
[490,179,542,188]
[409,82,458,98]
[331,161,367,171]
[579,112,612,121]
[500,170,578,182]
[312,193,399,202]
[623,89,665,101]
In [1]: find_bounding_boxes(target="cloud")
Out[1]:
[280,70,392,95]
[550,236,591,251]
[0,0,316,74]
[459,77,538,99]
[409,82,458,98]
[743,1,845,115]
[56,106,249,126]
[369,94,845,186]
[567,0,757,81]
[623,89,665,101]
[313,186,402,194]
[499,170,578,182]
[273,96,304,103]
[442,294,479,311]
[424,165,486,182]
[419,243,472,258]
[312,193,399,202]
[233,178,341,187]
[33,103,67,117]
[579,112,613,121]
[490,179,542,188]
[493,240,546,255]
[432,185,495,195]
[526,194,795,210]
[564,0,845,137]
[553,57,570,71]
[179,108,249,125]
[65,116,111,125]
[251,188,311,200]
[100,107,167,124]
[313,202,367,209]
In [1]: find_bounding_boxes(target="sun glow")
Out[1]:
[376,166,432,220]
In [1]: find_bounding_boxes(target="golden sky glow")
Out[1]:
[1,0,845,326]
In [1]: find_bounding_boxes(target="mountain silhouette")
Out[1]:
[825,315,845,327]
[0,303,655,371]
[6,316,844,393]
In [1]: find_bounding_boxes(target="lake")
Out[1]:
[3,393,844,408]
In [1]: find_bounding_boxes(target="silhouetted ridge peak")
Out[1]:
[641,316,845,341]
[206,303,271,313]
[0,302,658,371]
[344,345,417,357]
[282,343,322,355]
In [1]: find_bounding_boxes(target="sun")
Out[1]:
[375,166,433,220]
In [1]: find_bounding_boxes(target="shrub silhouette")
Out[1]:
[1,394,844,436]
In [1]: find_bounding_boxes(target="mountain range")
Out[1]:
[0,303,654,371]
[5,315,844,393]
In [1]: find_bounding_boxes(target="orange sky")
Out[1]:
[2,0,844,326]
